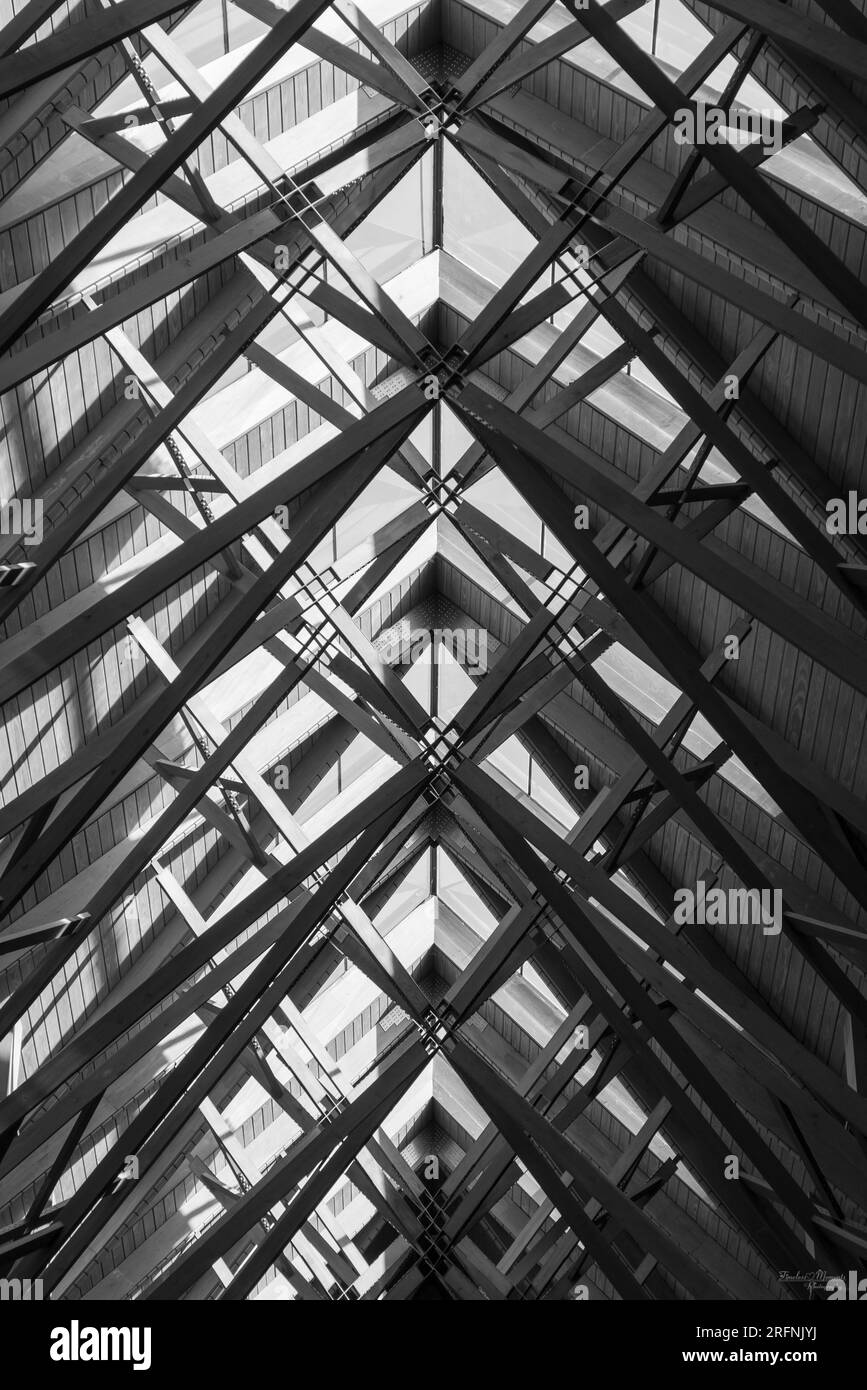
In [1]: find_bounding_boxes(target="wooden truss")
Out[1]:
[0,0,866,1301]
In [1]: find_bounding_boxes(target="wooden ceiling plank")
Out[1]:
[449,1036,725,1298]
[458,759,867,1139]
[456,401,867,997]
[0,0,193,99]
[458,385,867,701]
[146,1032,428,1300]
[464,124,867,614]
[452,0,558,107]
[333,0,435,110]
[655,27,766,225]
[455,124,855,541]
[692,0,867,80]
[0,0,81,56]
[454,773,832,1275]
[0,0,334,354]
[0,401,427,959]
[303,279,415,362]
[0,209,285,396]
[31,804,425,1293]
[471,279,576,367]
[464,0,645,112]
[570,0,867,329]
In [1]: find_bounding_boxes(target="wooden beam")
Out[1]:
[0,395,427,923]
[569,0,867,329]
[464,0,645,111]
[692,0,867,80]
[0,0,333,354]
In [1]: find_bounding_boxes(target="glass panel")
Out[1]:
[347,157,432,283]
[442,140,534,292]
